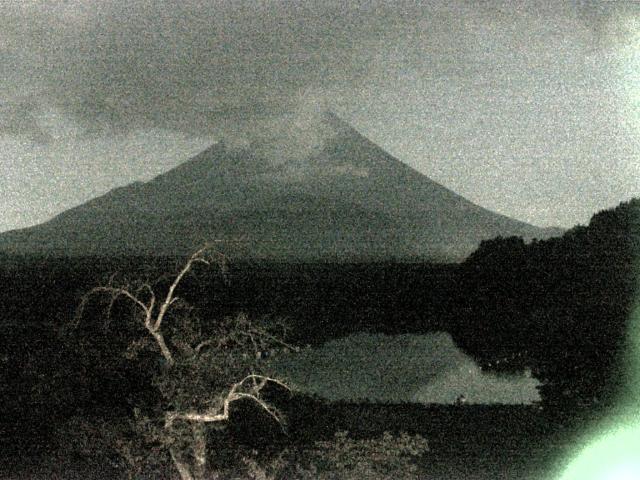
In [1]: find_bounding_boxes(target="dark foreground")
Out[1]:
[1,399,608,480]
[2,199,639,478]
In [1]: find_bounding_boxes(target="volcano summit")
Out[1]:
[0,113,561,261]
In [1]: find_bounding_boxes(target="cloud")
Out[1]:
[2,0,639,230]
[0,100,51,143]
[0,128,212,232]
[273,332,540,405]
[0,0,387,137]
[574,1,640,50]
[2,0,627,139]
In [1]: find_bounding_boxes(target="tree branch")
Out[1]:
[238,329,300,353]
[229,392,284,427]
[75,285,151,328]
[169,447,195,480]
[164,374,290,429]
[154,244,222,332]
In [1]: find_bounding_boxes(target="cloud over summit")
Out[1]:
[3,0,634,138]
[2,1,640,231]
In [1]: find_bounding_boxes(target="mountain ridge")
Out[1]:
[0,112,563,261]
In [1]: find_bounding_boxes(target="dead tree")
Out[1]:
[74,244,298,480]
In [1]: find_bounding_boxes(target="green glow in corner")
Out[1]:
[559,248,640,479]
[559,423,640,480]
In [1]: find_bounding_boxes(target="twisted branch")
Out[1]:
[73,244,224,367]
[164,374,290,430]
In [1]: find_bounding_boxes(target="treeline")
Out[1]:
[0,254,456,466]
[1,198,638,462]
[451,198,640,409]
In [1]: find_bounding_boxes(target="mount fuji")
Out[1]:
[0,112,561,261]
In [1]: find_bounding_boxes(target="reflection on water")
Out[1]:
[273,331,541,404]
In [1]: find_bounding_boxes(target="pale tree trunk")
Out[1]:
[149,328,175,366]
[168,426,217,480]
[170,447,195,480]
[192,423,207,480]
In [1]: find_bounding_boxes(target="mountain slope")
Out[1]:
[0,112,562,261]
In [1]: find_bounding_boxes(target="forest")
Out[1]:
[0,198,638,478]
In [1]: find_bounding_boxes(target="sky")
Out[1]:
[1,0,640,232]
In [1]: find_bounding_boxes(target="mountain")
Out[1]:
[0,112,562,261]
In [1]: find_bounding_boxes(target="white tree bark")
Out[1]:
[191,423,207,480]
[170,447,195,480]
[75,244,223,367]
[75,245,291,480]
[163,374,289,479]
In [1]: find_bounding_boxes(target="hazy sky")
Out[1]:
[2,0,639,232]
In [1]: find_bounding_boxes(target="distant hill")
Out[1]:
[0,112,562,261]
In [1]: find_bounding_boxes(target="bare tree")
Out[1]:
[74,244,298,480]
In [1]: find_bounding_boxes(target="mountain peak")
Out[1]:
[0,115,563,260]
[320,110,351,130]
